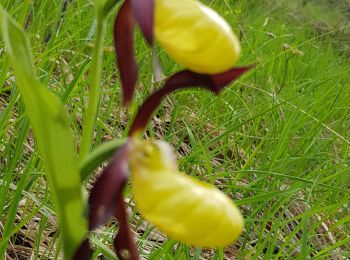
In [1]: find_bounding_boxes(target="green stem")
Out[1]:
[80,17,106,159]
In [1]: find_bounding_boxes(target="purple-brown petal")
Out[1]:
[73,239,91,260]
[130,0,154,45]
[113,197,139,260]
[211,65,255,91]
[129,66,254,135]
[114,0,137,106]
[88,142,130,230]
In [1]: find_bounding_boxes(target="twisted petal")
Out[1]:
[129,66,254,135]
[129,140,243,247]
[155,0,241,74]
[114,0,137,106]
[87,142,139,259]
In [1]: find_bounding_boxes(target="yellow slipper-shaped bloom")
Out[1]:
[154,0,241,74]
[129,139,243,247]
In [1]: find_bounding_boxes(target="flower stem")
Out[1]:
[80,17,106,160]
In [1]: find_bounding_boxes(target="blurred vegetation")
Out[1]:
[0,0,349,258]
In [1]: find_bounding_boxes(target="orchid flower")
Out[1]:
[75,1,253,259]
[154,0,241,74]
[129,139,243,248]
[114,0,252,106]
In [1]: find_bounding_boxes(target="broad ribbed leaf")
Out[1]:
[130,66,254,135]
[0,6,86,259]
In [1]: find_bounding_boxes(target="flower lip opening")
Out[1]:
[129,139,178,172]
[129,139,244,248]
[129,140,155,163]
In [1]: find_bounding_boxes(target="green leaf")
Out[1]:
[79,139,126,182]
[0,6,87,259]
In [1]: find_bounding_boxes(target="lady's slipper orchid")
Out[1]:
[129,139,243,247]
[154,0,241,74]
[114,0,251,106]
[75,1,253,259]
[82,138,244,259]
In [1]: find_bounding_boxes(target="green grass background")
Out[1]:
[0,0,349,258]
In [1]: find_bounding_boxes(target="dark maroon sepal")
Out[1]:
[210,65,255,93]
[73,239,91,260]
[75,141,138,259]
[129,65,254,135]
[130,0,154,45]
[114,1,137,106]
[88,142,130,230]
[113,197,139,260]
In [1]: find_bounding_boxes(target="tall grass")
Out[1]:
[0,0,349,258]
